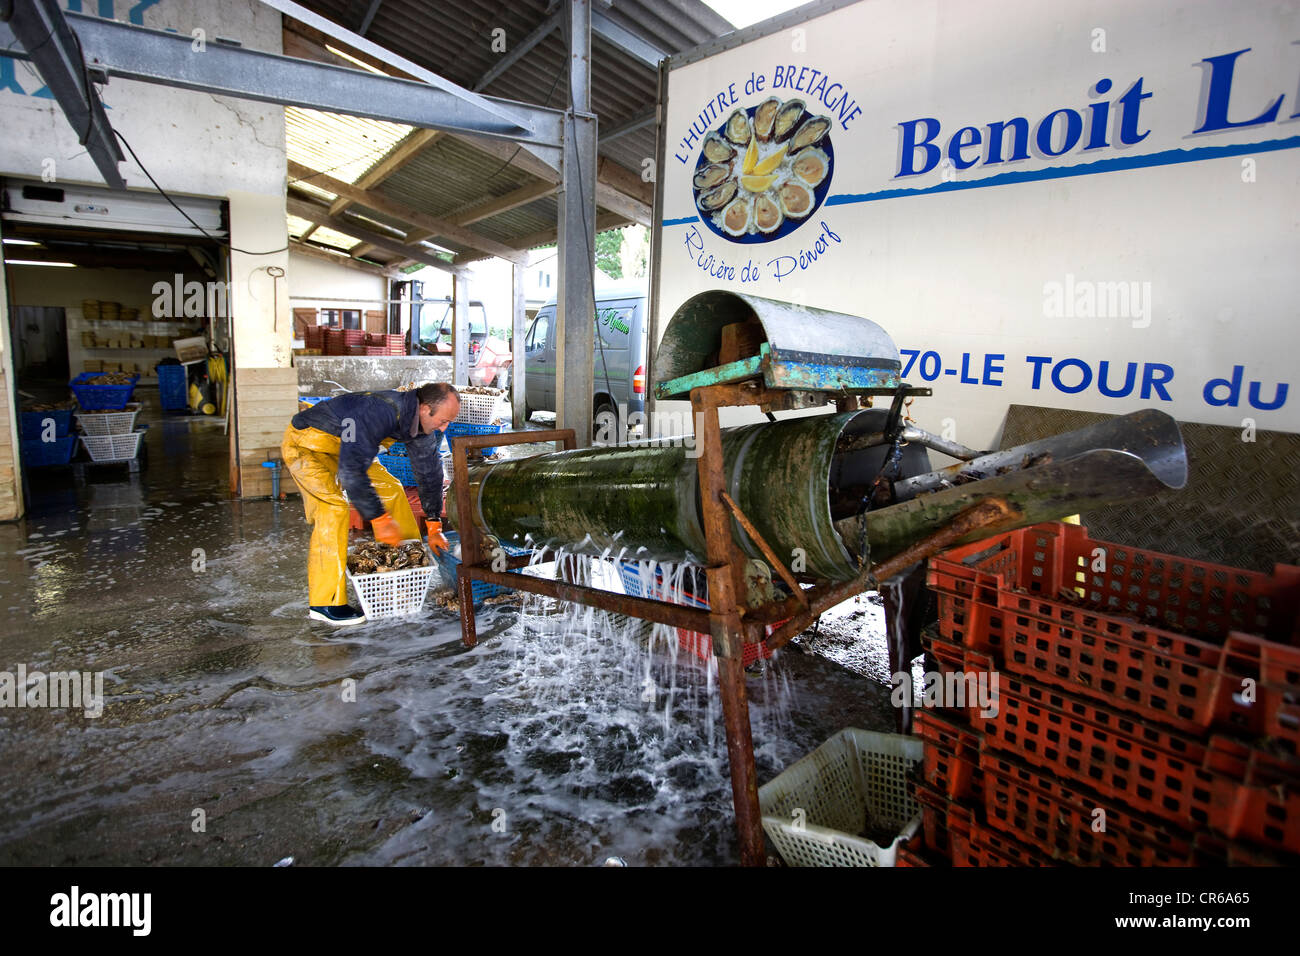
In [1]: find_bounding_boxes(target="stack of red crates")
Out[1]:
[906,521,1300,866]
[365,332,405,355]
[303,326,325,351]
[324,329,346,355]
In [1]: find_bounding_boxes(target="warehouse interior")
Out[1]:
[0,0,1296,887]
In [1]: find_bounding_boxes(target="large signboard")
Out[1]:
[656,0,1299,448]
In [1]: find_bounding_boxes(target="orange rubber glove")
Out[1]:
[425,519,450,555]
[371,513,403,546]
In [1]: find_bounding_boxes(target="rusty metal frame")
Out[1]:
[448,389,1018,867]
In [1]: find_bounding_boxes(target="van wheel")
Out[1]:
[593,399,618,442]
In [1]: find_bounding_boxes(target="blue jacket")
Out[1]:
[290,390,444,522]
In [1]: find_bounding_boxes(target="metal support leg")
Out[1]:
[693,388,765,867]
[458,570,479,648]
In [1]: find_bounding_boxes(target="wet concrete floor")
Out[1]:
[0,391,899,866]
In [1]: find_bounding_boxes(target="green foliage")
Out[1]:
[595,229,623,279]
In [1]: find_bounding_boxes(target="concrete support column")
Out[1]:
[452,270,470,387]
[511,262,527,427]
[556,0,596,447]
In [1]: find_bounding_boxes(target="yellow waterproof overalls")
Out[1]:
[281,425,422,607]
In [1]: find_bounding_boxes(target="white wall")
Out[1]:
[286,251,387,312]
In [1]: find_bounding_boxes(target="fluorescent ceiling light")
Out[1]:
[6,259,76,267]
[2,237,40,246]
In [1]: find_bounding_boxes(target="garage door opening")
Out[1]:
[2,179,233,514]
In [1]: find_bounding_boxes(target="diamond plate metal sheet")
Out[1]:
[1000,405,1300,572]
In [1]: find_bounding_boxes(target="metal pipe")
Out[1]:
[449,408,1188,587]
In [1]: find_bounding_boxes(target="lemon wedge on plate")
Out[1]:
[739,173,778,193]
[752,144,788,177]
[741,137,759,175]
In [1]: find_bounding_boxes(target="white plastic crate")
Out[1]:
[346,540,435,619]
[758,728,923,867]
[76,403,141,436]
[79,428,146,462]
[455,389,510,425]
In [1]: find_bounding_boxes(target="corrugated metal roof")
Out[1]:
[283,0,735,264]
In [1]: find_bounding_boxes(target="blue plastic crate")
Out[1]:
[618,561,709,607]
[377,450,417,486]
[21,435,76,466]
[445,421,504,457]
[70,373,138,410]
[20,409,73,439]
[436,530,531,606]
[155,364,188,411]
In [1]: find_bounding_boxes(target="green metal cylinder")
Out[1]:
[450,411,864,580]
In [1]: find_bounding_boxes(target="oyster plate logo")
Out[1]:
[692,97,835,244]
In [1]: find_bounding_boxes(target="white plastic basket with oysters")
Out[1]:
[346,539,435,619]
[694,97,832,240]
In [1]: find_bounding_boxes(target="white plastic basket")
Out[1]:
[346,540,435,619]
[758,728,923,867]
[76,403,142,436]
[455,389,510,425]
[79,428,146,462]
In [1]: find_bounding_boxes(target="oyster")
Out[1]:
[724,108,752,146]
[753,193,784,234]
[701,134,736,164]
[791,147,829,187]
[752,97,781,141]
[698,179,738,212]
[773,99,806,143]
[721,196,752,237]
[790,115,831,152]
[777,180,814,218]
[693,162,732,190]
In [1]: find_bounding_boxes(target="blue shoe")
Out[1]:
[308,604,367,626]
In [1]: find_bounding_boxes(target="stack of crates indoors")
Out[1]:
[19,403,77,468]
[904,521,1300,867]
[70,373,147,466]
[75,403,147,466]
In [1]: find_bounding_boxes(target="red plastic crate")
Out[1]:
[915,709,983,801]
[895,838,935,867]
[916,781,960,860]
[928,636,1218,829]
[933,587,1298,740]
[1204,736,1300,854]
[979,747,1195,866]
[918,781,1053,866]
[929,523,1300,646]
[961,819,1056,867]
[1193,831,1300,866]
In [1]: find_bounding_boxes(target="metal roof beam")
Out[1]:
[0,9,565,150]
[356,0,385,36]
[472,6,564,92]
[287,196,459,274]
[260,0,536,136]
[599,107,656,145]
[0,0,125,189]
[289,239,402,278]
[590,9,668,69]
[288,161,530,265]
